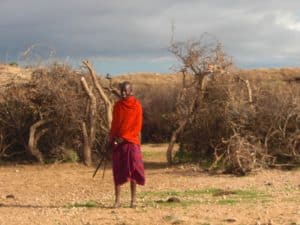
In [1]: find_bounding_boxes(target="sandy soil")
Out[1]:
[0,144,299,225]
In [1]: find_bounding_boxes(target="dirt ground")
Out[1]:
[0,144,299,225]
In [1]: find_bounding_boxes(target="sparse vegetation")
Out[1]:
[0,63,112,164]
[0,37,299,175]
[138,188,271,207]
[163,36,300,174]
[67,200,100,208]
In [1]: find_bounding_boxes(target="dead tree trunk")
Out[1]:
[166,82,202,165]
[80,60,114,166]
[81,122,92,166]
[82,60,113,130]
[244,80,253,104]
[239,78,253,104]
[81,77,96,166]
[166,120,188,164]
[28,119,50,163]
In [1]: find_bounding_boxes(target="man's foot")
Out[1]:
[112,202,121,208]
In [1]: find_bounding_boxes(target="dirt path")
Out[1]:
[0,144,299,225]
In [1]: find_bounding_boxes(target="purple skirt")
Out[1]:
[112,142,145,186]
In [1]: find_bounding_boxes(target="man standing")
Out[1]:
[110,81,145,208]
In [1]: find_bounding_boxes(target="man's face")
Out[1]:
[120,83,132,99]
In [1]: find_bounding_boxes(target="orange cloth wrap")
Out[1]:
[110,96,142,145]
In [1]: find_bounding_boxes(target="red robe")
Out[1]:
[110,96,142,145]
[110,96,145,185]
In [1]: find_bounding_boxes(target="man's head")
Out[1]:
[119,81,133,99]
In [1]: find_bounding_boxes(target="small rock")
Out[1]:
[172,220,184,225]
[224,218,237,223]
[6,194,15,199]
[167,197,180,203]
[265,182,273,186]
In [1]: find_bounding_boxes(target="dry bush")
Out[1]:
[167,36,233,164]
[169,36,300,174]
[252,81,300,164]
[0,63,110,163]
[139,86,177,142]
[0,89,37,161]
[176,74,300,174]
[29,64,87,161]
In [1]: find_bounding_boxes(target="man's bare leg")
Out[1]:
[130,181,136,208]
[113,185,121,208]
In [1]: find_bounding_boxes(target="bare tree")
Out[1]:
[167,37,233,164]
[80,60,117,166]
[82,60,113,130]
[80,77,96,166]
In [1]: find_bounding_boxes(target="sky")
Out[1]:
[1,0,300,75]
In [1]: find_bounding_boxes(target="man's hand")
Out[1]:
[113,137,124,146]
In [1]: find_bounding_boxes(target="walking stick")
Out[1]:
[92,154,105,178]
[92,141,111,178]
[102,157,107,179]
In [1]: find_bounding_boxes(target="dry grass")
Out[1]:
[113,72,181,86]
[1,63,300,90]
[239,67,300,81]
[0,64,32,87]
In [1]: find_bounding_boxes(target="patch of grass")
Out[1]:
[158,200,201,207]
[216,189,271,205]
[139,188,272,208]
[234,189,271,199]
[67,200,100,208]
[63,148,79,163]
[217,199,239,205]
[147,143,167,148]
[173,150,193,163]
[198,160,215,170]
[138,188,221,198]
[44,148,79,164]
[185,188,223,195]
[142,151,164,159]
[163,215,176,222]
